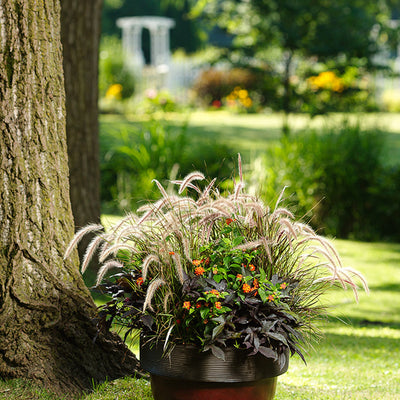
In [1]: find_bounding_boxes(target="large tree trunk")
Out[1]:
[60,0,102,274]
[0,0,139,396]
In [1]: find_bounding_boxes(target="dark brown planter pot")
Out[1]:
[140,339,289,400]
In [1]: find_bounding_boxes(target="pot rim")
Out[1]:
[140,338,289,383]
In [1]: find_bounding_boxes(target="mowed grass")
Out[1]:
[100,110,400,166]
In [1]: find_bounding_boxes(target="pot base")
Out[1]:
[150,374,278,400]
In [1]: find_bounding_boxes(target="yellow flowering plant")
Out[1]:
[65,155,368,362]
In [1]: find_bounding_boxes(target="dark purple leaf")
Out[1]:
[258,346,277,360]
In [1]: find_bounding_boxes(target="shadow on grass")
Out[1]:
[325,314,400,330]
[368,282,400,292]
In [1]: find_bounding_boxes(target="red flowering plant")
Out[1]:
[65,155,368,363]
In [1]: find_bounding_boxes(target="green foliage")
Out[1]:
[297,65,378,116]
[252,122,400,240]
[100,119,187,211]
[138,89,178,114]
[195,0,396,117]
[193,68,258,106]
[99,117,234,213]
[98,36,135,99]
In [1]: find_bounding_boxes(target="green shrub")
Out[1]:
[100,119,235,213]
[251,122,400,241]
[99,36,135,100]
[193,68,257,106]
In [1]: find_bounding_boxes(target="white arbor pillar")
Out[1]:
[116,16,175,91]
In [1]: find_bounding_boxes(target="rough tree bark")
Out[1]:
[61,0,101,230]
[0,0,139,396]
[60,0,102,274]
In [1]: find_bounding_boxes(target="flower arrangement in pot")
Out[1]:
[65,155,368,400]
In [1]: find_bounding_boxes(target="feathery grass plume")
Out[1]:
[96,260,124,286]
[81,235,104,273]
[307,234,343,268]
[342,266,369,294]
[172,253,185,284]
[207,204,232,218]
[274,186,288,211]
[197,177,217,205]
[108,213,138,235]
[163,290,173,313]
[261,237,274,264]
[213,197,237,211]
[115,225,144,243]
[243,202,266,219]
[64,224,104,260]
[238,153,243,183]
[308,246,342,277]
[143,278,166,312]
[171,180,200,193]
[271,207,295,220]
[152,179,169,199]
[278,218,298,240]
[141,254,161,282]
[177,171,205,194]
[233,181,245,200]
[234,239,263,252]
[99,243,137,263]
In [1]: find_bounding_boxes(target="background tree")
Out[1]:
[194,0,395,133]
[61,0,102,278]
[0,0,139,395]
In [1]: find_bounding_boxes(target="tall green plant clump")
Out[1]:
[251,123,400,241]
[99,36,135,100]
[100,119,235,213]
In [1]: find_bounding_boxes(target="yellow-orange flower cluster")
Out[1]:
[226,86,253,108]
[307,71,344,93]
[105,83,123,100]
[242,283,252,293]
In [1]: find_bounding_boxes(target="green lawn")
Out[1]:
[100,110,400,166]
[2,238,398,399]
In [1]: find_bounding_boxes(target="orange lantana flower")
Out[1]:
[195,266,205,276]
[243,283,251,293]
[249,264,256,271]
[215,302,222,310]
[183,301,191,309]
[192,259,202,266]
[136,277,144,286]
